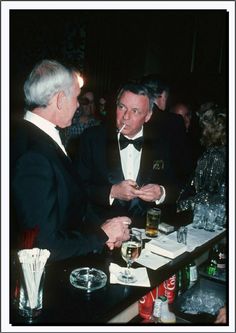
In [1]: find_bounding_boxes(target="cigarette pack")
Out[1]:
[158,222,175,234]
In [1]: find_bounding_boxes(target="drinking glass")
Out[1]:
[145,208,161,237]
[118,230,142,283]
[192,203,206,229]
[204,204,217,232]
[18,269,45,322]
[177,226,188,244]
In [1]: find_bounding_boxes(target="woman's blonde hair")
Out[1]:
[198,105,226,147]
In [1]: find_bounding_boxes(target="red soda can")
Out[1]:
[157,281,165,297]
[164,274,176,304]
[138,288,157,319]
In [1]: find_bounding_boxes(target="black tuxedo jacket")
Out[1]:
[11,120,107,261]
[75,124,180,227]
[148,107,193,186]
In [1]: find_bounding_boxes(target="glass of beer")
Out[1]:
[145,208,161,237]
[118,230,142,283]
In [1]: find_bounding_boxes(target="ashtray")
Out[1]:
[70,267,107,293]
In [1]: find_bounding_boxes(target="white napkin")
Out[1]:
[165,224,225,252]
[136,248,171,270]
[109,263,150,287]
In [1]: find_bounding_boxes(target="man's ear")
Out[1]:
[144,111,153,123]
[56,91,65,110]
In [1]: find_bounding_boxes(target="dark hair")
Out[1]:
[116,80,155,111]
[79,96,90,106]
[198,104,226,147]
[140,74,170,98]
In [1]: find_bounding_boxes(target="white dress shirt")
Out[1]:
[119,129,143,182]
[24,111,67,156]
[109,127,165,204]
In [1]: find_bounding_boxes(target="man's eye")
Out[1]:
[118,104,126,111]
[132,109,142,115]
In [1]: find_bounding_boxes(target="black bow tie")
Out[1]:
[119,133,143,151]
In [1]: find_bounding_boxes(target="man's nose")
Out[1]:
[123,109,131,119]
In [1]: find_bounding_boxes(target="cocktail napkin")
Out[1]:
[164,224,226,253]
[136,248,171,270]
[109,263,150,287]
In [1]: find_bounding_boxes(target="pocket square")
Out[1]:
[153,160,164,170]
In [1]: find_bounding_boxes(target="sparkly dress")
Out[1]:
[177,146,226,211]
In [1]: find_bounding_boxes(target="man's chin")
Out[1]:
[122,130,135,138]
[65,121,72,128]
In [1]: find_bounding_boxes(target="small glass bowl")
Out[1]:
[70,267,107,293]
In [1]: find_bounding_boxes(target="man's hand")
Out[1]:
[106,240,122,250]
[101,216,131,249]
[137,184,163,202]
[110,180,140,201]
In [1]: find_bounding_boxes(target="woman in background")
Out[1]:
[177,103,227,324]
[177,103,226,212]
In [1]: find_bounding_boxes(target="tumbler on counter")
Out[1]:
[145,208,161,237]
[17,248,50,322]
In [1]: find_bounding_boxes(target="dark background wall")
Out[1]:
[10,9,228,116]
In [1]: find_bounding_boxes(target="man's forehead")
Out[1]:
[120,91,148,102]
[118,92,150,115]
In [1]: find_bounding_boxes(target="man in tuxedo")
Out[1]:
[141,75,193,187]
[11,60,131,262]
[75,81,180,227]
[171,101,203,172]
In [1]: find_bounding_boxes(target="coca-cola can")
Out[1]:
[138,288,157,319]
[164,274,176,304]
[157,281,165,297]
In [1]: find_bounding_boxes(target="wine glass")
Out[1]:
[118,229,142,283]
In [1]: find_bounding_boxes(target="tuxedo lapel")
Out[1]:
[106,127,124,184]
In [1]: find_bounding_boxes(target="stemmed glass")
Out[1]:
[118,229,142,283]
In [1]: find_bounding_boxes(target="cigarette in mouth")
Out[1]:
[118,124,126,133]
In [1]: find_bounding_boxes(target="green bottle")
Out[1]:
[189,261,198,288]
[206,246,217,276]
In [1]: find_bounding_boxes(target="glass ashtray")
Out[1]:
[70,267,107,293]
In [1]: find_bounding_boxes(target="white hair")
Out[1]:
[24,59,74,110]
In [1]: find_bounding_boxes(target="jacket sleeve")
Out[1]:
[11,151,108,261]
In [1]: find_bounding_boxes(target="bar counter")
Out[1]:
[10,228,226,326]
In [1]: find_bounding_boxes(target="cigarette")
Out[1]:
[118,124,126,133]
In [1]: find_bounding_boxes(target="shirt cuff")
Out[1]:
[155,185,166,204]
